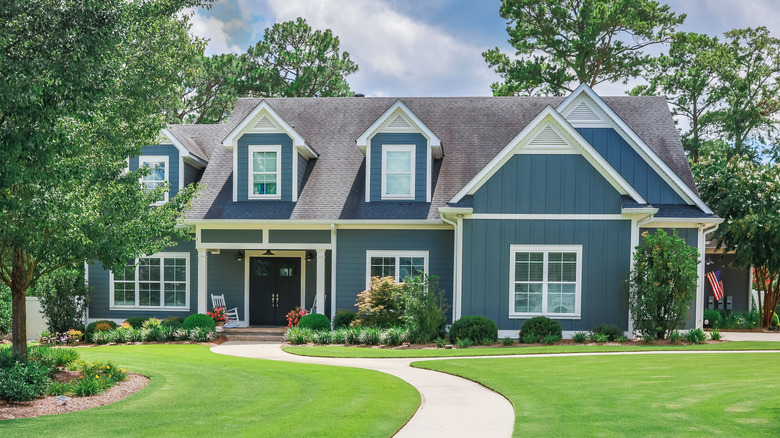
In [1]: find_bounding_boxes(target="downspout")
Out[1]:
[440,215,458,324]
[330,223,337,320]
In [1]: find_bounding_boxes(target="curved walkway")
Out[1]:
[211,342,515,438]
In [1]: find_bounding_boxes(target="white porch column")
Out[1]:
[696,226,706,329]
[316,249,326,315]
[198,249,208,314]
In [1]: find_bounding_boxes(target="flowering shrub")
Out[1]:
[286,307,308,327]
[207,306,227,323]
[40,330,82,345]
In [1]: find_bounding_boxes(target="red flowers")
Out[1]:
[285,307,308,327]
[207,306,227,323]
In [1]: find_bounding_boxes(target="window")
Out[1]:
[110,253,189,310]
[139,156,169,204]
[366,250,428,288]
[381,145,415,199]
[248,145,281,199]
[509,245,581,318]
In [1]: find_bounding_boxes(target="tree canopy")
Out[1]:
[484,0,684,96]
[0,0,205,357]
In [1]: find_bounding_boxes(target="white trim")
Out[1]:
[696,226,706,329]
[455,215,464,320]
[315,249,326,315]
[449,106,646,205]
[139,155,170,205]
[556,83,713,214]
[222,101,317,158]
[470,213,627,221]
[508,245,583,319]
[184,219,450,227]
[109,252,190,311]
[427,140,432,203]
[247,145,282,200]
[197,249,207,314]
[365,250,429,290]
[160,128,207,165]
[381,144,416,200]
[243,250,306,327]
[365,140,371,203]
[330,224,337,320]
[498,330,630,340]
[356,100,441,155]
[196,242,332,251]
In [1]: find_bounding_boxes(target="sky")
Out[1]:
[188,0,780,97]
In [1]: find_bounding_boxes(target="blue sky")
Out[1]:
[189,0,780,97]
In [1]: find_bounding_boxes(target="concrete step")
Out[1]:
[223,333,286,342]
[221,326,287,342]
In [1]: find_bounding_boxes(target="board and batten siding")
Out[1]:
[206,249,245,317]
[577,128,687,205]
[183,162,203,187]
[236,133,293,202]
[461,219,632,331]
[129,144,180,198]
[472,154,623,214]
[88,238,198,320]
[336,229,454,313]
[297,154,308,197]
[369,133,428,202]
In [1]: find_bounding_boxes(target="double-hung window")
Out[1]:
[510,245,581,318]
[381,145,415,199]
[248,145,281,199]
[139,155,169,204]
[110,253,189,310]
[366,250,428,289]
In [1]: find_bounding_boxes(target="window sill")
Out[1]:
[247,195,282,200]
[380,196,416,201]
[508,313,581,320]
[110,306,189,312]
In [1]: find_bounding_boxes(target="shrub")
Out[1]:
[519,316,562,344]
[182,313,216,331]
[161,316,184,329]
[344,326,363,344]
[773,312,779,328]
[48,381,77,396]
[402,274,449,344]
[86,320,118,342]
[592,323,623,342]
[359,327,381,345]
[298,313,331,331]
[434,337,446,348]
[449,315,498,344]
[542,334,561,345]
[125,316,149,329]
[142,318,162,329]
[333,309,357,329]
[188,327,218,342]
[572,332,588,343]
[285,327,313,344]
[669,330,682,344]
[381,326,408,346]
[703,309,722,328]
[53,348,80,367]
[311,330,332,345]
[589,333,609,343]
[686,328,707,344]
[330,328,348,344]
[455,338,473,348]
[35,265,90,334]
[355,276,405,328]
[615,335,628,343]
[626,229,699,340]
[0,360,53,402]
[709,329,722,341]
[501,337,515,346]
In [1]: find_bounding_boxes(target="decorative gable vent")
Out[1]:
[529,126,568,147]
[252,115,279,131]
[385,114,412,131]
[567,101,601,122]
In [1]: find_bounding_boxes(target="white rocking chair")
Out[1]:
[211,294,240,328]
[309,294,327,314]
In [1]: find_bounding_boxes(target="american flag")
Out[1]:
[706,269,724,301]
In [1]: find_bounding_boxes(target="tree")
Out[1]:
[0,0,205,358]
[705,27,780,160]
[630,32,722,162]
[626,229,699,340]
[693,155,780,328]
[483,0,684,96]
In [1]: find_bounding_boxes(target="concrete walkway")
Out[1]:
[211,342,515,438]
[720,331,780,342]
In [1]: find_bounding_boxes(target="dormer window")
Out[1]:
[382,145,416,199]
[249,145,281,199]
[139,155,169,204]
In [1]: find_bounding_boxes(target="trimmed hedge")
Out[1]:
[449,315,498,344]
[703,309,722,328]
[299,313,330,331]
[592,323,623,342]
[333,309,357,329]
[519,316,562,344]
[182,313,216,331]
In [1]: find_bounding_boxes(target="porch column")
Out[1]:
[198,249,208,314]
[316,249,326,315]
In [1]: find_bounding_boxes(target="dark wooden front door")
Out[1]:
[249,257,300,325]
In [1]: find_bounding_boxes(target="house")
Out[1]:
[85,84,722,337]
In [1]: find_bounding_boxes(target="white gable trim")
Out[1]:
[450,106,646,204]
[556,83,713,214]
[222,101,318,159]
[356,100,442,158]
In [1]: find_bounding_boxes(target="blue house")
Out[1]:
[85,84,721,337]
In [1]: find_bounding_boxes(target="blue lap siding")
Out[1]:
[370,133,428,202]
[236,133,294,202]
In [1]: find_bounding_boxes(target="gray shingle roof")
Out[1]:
[182,96,700,221]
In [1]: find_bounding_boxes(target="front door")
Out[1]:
[249,257,301,325]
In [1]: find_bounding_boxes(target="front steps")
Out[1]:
[221,326,287,342]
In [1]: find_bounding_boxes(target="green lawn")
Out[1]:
[283,341,780,358]
[414,353,780,437]
[3,345,419,437]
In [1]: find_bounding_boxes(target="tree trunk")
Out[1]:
[11,248,32,359]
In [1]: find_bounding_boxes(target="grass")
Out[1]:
[283,341,780,358]
[414,353,780,437]
[3,345,419,437]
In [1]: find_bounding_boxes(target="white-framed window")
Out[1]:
[109,252,189,310]
[248,145,281,199]
[139,155,169,204]
[509,245,582,319]
[381,144,415,199]
[365,250,428,289]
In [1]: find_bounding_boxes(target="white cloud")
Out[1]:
[261,0,498,96]
[187,8,243,55]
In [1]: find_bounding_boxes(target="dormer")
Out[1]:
[222,101,317,202]
[356,100,441,203]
